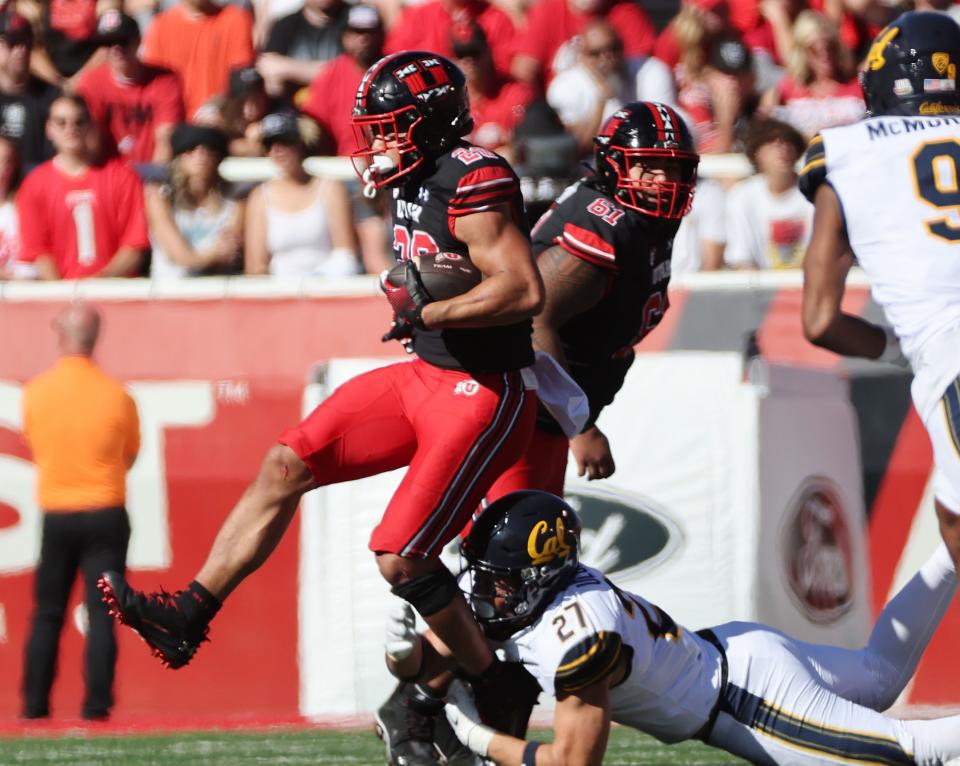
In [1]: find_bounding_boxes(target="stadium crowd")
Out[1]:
[0,0,942,280]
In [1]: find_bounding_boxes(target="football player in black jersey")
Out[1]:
[98,53,544,760]
[486,100,699,499]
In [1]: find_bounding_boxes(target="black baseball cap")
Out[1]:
[451,21,489,58]
[95,10,141,47]
[0,11,34,46]
[708,33,753,75]
[228,65,265,97]
[260,111,302,146]
[171,123,229,157]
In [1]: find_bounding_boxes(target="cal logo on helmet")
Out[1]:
[528,517,573,565]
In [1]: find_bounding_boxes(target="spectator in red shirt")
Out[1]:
[301,4,384,157]
[17,95,149,279]
[677,31,758,153]
[385,0,517,78]
[31,0,113,90]
[450,22,533,154]
[510,0,656,88]
[141,0,255,120]
[75,10,183,166]
[759,10,865,139]
[654,0,733,71]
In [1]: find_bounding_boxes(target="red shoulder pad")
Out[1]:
[448,164,518,216]
[557,223,617,270]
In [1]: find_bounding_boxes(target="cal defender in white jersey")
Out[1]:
[498,565,722,745]
[434,491,960,766]
[801,11,960,574]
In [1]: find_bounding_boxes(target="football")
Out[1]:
[387,252,482,301]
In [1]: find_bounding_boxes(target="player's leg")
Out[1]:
[373,365,535,676]
[706,623,960,765]
[922,383,960,577]
[22,513,81,718]
[101,363,419,667]
[484,425,569,502]
[769,543,956,711]
[372,365,535,765]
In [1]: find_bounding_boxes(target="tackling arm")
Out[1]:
[446,676,613,766]
[418,206,544,329]
[801,183,888,359]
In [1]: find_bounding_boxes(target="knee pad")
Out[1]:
[391,567,460,617]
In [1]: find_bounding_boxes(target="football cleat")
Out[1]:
[433,710,485,765]
[374,682,442,766]
[98,571,209,669]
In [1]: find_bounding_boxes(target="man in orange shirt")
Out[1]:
[21,303,139,720]
[141,0,254,119]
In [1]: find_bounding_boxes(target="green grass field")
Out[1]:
[0,726,746,765]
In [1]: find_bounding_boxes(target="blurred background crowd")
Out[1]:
[0,0,951,282]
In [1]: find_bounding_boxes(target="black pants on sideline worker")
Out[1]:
[22,506,130,719]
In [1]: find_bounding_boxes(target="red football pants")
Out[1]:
[484,426,570,501]
[279,358,536,558]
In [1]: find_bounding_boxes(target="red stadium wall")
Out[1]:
[0,277,955,724]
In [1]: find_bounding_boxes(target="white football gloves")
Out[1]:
[384,602,418,662]
[444,680,496,757]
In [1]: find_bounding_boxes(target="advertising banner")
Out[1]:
[0,277,954,721]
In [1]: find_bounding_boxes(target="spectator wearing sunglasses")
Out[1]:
[17,95,148,279]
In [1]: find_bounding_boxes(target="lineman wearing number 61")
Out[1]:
[800,11,960,577]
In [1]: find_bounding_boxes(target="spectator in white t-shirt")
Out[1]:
[546,21,631,156]
[724,117,812,270]
[671,177,726,273]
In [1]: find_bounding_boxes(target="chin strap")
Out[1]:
[362,155,397,198]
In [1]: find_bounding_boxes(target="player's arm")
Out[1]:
[532,245,610,370]
[801,183,887,359]
[535,244,613,480]
[419,206,544,329]
[446,675,612,766]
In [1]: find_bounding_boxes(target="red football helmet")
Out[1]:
[351,51,473,187]
[594,101,699,219]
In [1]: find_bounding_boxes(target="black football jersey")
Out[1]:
[391,141,534,374]
[531,177,679,430]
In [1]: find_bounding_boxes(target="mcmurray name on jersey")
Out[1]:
[866,114,960,140]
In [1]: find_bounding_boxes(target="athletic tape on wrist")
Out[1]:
[522,741,541,766]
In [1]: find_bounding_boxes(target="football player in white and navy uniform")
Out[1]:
[800,12,960,577]
[390,491,960,766]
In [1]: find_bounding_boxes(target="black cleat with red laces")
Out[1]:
[98,571,220,669]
